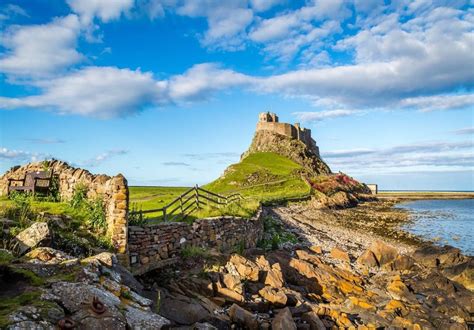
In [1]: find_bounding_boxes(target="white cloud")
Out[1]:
[80,149,129,167]
[176,0,253,50]
[0,4,29,22]
[400,94,474,111]
[168,63,253,102]
[452,127,474,135]
[0,15,83,77]
[293,109,362,122]
[323,140,474,174]
[250,0,283,12]
[67,0,134,24]
[0,66,167,118]
[0,147,50,163]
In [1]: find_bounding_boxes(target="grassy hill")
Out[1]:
[205,152,311,202]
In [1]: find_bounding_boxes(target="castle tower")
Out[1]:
[259,111,279,123]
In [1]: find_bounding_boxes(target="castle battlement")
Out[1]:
[256,112,320,156]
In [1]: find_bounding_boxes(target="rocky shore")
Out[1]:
[1,198,473,329]
[137,200,473,329]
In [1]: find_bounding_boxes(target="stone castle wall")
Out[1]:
[0,160,128,256]
[128,209,264,275]
[256,112,319,157]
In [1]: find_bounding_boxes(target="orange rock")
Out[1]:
[310,245,322,254]
[264,263,284,288]
[330,247,351,263]
[259,286,287,306]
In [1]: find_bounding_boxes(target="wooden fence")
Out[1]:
[129,185,243,223]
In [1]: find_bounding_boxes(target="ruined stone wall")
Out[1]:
[0,160,128,256]
[128,209,263,275]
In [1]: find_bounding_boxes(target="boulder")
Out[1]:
[13,222,51,255]
[264,263,284,288]
[159,294,210,325]
[228,254,259,281]
[228,304,258,330]
[330,247,350,263]
[25,247,75,265]
[413,245,465,268]
[222,274,243,294]
[258,286,287,306]
[272,307,296,330]
[357,241,398,267]
[124,306,170,329]
[82,252,117,267]
[442,259,474,291]
[309,246,322,254]
[301,311,325,330]
[384,255,417,272]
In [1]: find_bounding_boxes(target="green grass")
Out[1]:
[129,186,191,218]
[205,152,311,201]
[129,153,311,222]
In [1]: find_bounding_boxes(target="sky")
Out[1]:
[0,0,473,190]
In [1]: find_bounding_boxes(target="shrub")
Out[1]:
[87,198,107,231]
[6,191,34,226]
[70,183,88,209]
[180,246,210,259]
[309,173,365,196]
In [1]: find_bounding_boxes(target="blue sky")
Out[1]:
[0,0,473,190]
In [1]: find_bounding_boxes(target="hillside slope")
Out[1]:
[205,152,311,201]
[242,130,331,176]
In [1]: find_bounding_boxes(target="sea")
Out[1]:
[395,199,474,256]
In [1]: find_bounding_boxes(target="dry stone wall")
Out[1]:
[0,160,129,257]
[128,209,264,275]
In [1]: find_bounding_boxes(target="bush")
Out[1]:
[6,191,35,226]
[309,173,366,196]
[70,183,88,209]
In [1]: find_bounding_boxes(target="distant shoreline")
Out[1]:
[376,191,474,200]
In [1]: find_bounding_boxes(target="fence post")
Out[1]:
[180,196,183,215]
[195,185,200,209]
[163,207,167,222]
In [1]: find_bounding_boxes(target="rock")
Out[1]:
[301,311,325,330]
[326,191,358,209]
[272,307,296,330]
[384,255,416,271]
[309,246,322,254]
[50,281,127,329]
[13,222,51,255]
[442,259,474,291]
[330,247,350,263]
[413,245,464,268]
[82,252,117,267]
[222,273,243,294]
[159,294,210,325]
[25,247,74,265]
[357,240,398,267]
[228,254,259,281]
[264,263,284,288]
[228,303,258,330]
[356,250,379,268]
[348,297,376,311]
[258,286,287,306]
[255,255,271,270]
[124,306,170,329]
[217,286,244,303]
[387,276,416,302]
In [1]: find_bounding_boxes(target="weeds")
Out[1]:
[258,216,298,250]
[180,246,210,259]
[5,191,35,226]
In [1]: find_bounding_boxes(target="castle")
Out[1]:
[256,112,320,156]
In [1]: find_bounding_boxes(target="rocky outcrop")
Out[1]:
[1,251,170,329]
[12,222,51,255]
[242,130,331,175]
